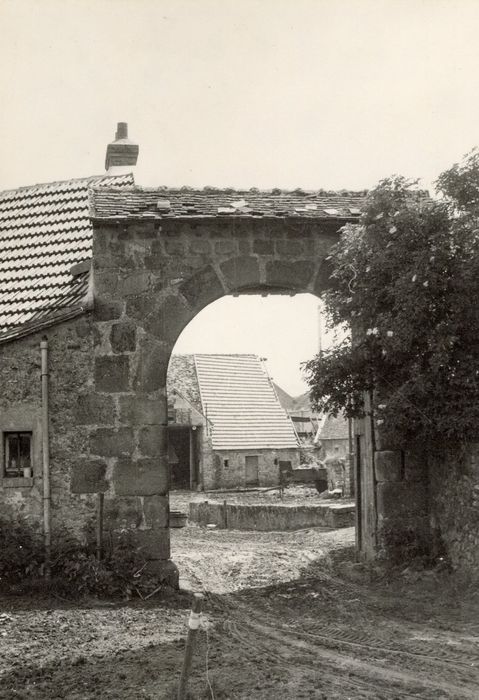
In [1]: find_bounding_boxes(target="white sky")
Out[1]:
[1,0,479,394]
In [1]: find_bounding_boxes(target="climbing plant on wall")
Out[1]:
[303,149,479,447]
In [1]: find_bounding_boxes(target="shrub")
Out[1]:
[303,152,479,450]
[0,517,158,599]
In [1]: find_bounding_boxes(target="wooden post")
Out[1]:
[348,416,355,497]
[223,499,228,529]
[189,428,195,490]
[177,593,204,700]
[96,492,104,561]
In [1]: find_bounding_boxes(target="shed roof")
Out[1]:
[318,414,349,441]
[91,186,365,220]
[0,173,134,338]
[193,354,299,450]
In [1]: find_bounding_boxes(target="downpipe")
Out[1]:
[41,337,51,577]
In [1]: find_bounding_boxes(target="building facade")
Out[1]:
[167,354,300,490]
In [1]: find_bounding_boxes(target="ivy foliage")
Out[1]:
[303,150,479,447]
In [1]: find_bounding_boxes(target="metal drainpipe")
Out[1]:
[40,337,51,577]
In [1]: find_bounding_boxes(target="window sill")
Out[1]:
[2,477,34,488]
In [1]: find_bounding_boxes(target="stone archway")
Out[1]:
[85,208,426,582]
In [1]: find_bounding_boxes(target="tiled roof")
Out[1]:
[193,354,299,450]
[0,173,134,336]
[91,186,366,220]
[318,414,349,441]
[272,383,295,412]
[167,354,202,413]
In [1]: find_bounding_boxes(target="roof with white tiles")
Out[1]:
[91,186,366,220]
[0,173,134,338]
[193,354,299,450]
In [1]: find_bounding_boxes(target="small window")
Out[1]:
[4,432,32,478]
[223,459,229,468]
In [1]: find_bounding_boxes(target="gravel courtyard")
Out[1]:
[0,495,478,699]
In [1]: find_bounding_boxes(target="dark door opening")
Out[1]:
[245,455,259,486]
[168,426,197,490]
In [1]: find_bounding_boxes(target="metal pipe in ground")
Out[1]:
[96,492,104,561]
[40,337,51,578]
[177,593,204,700]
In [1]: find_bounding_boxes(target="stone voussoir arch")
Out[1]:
[85,195,419,584]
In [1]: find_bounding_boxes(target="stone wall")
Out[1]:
[430,445,479,577]
[207,448,300,490]
[190,499,355,531]
[0,315,97,538]
[373,448,429,559]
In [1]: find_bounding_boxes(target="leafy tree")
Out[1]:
[303,150,479,448]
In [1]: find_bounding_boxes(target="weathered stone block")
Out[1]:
[110,322,136,353]
[75,392,115,425]
[143,495,169,528]
[266,260,315,290]
[404,450,428,482]
[220,256,260,291]
[375,450,402,482]
[127,222,156,238]
[275,240,303,256]
[74,318,91,338]
[117,271,151,297]
[114,457,169,496]
[139,425,168,456]
[90,427,134,457]
[238,239,251,254]
[94,298,124,321]
[189,239,211,254]
[119,396,167,425]
[104,496,143,529]
[94,270,119,297]
[71,459,108,493]
[129,527,170,559]
[147,559,179,587]
[164,240,186,256]
[179,265,224,308]
[253,240,274,255]
[95,355,130,392]
[126,291,158,322]
[133,338,170,392]
[104,495,168,530]
[144,296,192,344]
[214,240,237,256]
[376,481,428,522]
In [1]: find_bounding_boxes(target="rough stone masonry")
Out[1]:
[1,181,475,583]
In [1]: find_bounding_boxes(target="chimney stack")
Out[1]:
[105,122,139,174]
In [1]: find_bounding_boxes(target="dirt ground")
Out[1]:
[0,495,478,699]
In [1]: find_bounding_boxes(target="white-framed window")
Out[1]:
[3,432,33,478]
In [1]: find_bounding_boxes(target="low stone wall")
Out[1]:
[189,500,355,531]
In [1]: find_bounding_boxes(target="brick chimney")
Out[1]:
[105,122,139,174]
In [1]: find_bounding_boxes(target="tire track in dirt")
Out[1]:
[220,614,478,699]
[204,583,479,699]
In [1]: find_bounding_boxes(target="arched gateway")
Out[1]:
[86,187,427,584]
